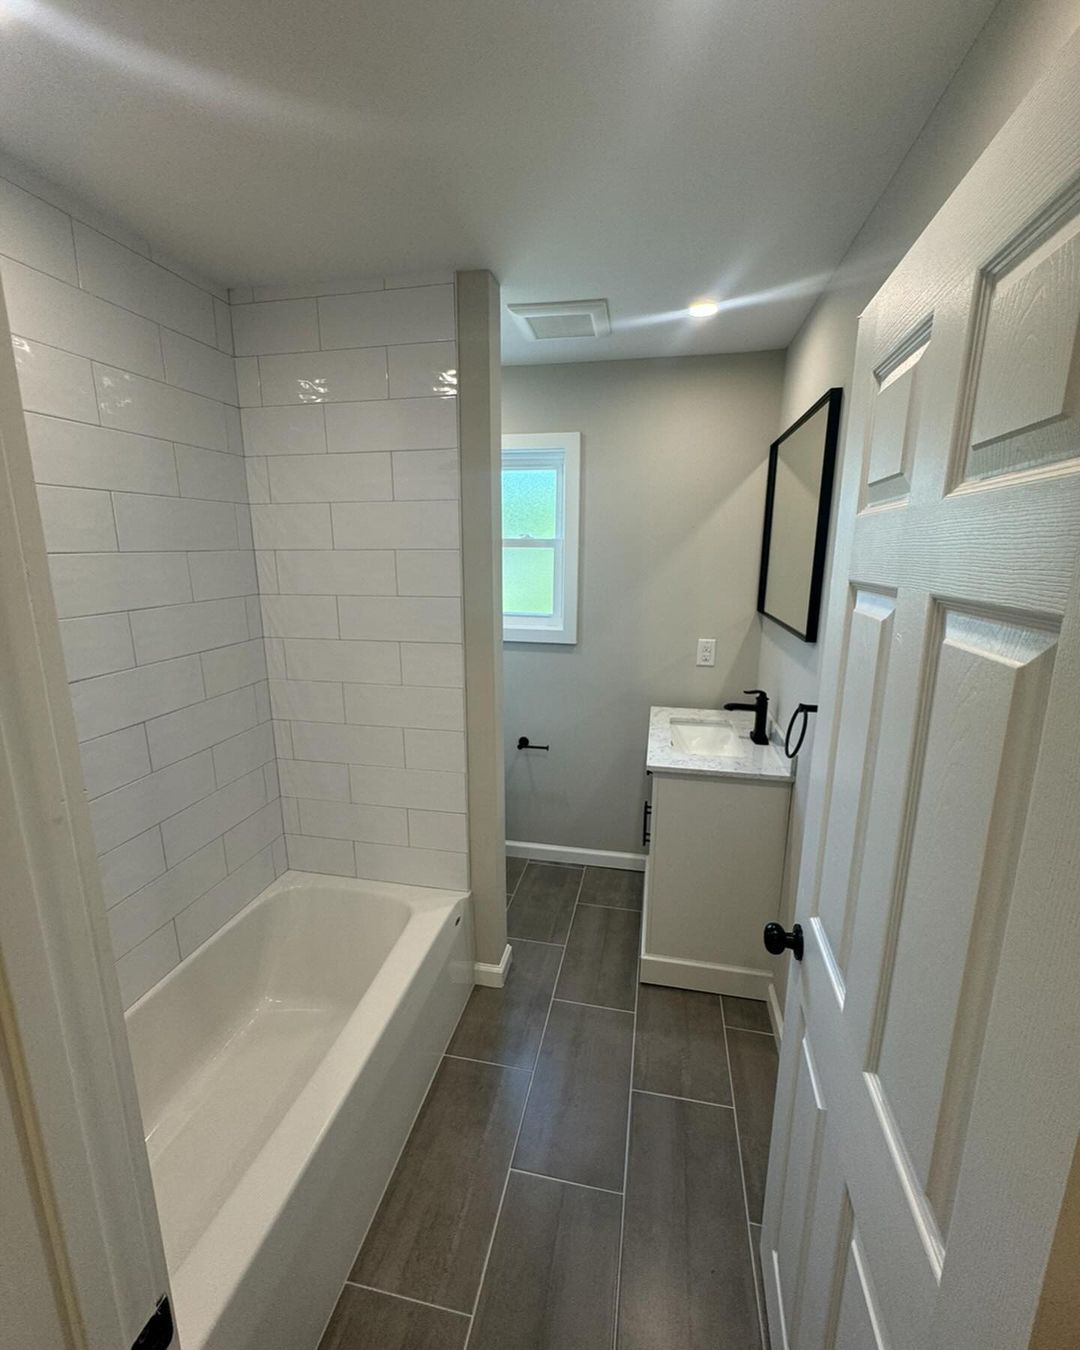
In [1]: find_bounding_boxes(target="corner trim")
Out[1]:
[506,841,646,872]
[474,943,513,988]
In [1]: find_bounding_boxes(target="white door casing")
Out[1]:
[762,30,1080,1350]
[0,269,171,1344]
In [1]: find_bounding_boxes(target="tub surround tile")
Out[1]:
[468,1171,620,1350]
[352,1056,530,1312]
[115,922,181,1009]
[12,335,99,420]
[318,1286,468,1350]
[507,863,582,944]
[58,612,135,682]
[513,1000,633,1192]
[726,1027,779,1222]
[555,904,640,1012]
[617,1092,760,1350]
[634,985,732,1106]
[352,841,467,890]
[318,285,455,350]
[284,833,356,876]
[0,174,79,281]
[578,865,643,912]
[3,164,292,1005]
[25,414,179,496]
[448,940,562,1069]
[231,297,319,356]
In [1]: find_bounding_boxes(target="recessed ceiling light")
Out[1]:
[688,299,720,318]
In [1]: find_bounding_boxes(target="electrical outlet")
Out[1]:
[696,637,716,667]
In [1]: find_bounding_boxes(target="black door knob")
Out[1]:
[763,922,804,961]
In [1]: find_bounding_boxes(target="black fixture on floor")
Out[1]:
[724,689,770,745]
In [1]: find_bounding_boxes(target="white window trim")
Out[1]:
[501,432,580,644]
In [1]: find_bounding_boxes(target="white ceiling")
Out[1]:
[0,0,997,363]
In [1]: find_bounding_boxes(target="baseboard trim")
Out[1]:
[474,943,513,988]
[767,982,784,1043]
[640,952,772,1001]
[506,840,646,872]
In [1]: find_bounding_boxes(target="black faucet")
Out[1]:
[723,689,770,746]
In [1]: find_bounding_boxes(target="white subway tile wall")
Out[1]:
[234,278,467,891]
[0,160,284,1007]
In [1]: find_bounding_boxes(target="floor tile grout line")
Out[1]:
[611,938,641,1349]
[721,1003,768,1350]
[553,996,635,1015]
[461,861,587,1349]
[443,1051,530,1072]
[575,900,644,913]
[508,935,565,948]
[632,1086,735,1111]
[509,1166,623,1197]
[343,1280,471,1321]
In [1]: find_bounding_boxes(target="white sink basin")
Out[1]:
[669,718,742,757]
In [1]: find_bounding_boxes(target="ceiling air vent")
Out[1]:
[508,298,611,340]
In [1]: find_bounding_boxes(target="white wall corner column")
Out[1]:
[456,270,509,981]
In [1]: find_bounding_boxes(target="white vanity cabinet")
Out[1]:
[641,706,794,1006]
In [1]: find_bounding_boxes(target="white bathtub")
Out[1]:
[125,869,472,1350]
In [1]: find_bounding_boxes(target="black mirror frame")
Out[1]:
[757,386,843,644]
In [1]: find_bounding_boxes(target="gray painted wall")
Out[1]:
[501,352,784,854]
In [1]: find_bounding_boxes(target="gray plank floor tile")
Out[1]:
[351,1057,530,1312]
[633,984,732,1105]
[506,854,527,899]
[555,904,640,1011]
[750,1224,772,1350]
[469,1171,621,1350]
[513,1000,633,1191]
[447,940,562,1068]
[723,994,774,1035]
[507,863,582,944]
[578,866,643,911]
[318,1285,468,1350]
[617,1092,759,1350]
[727,1027,779,1223]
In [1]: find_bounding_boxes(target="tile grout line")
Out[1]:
[343,1280,469,1321]
[611,905,641,1350]
[632,1086,735,1111]
[720,1000,769,1350]
[509,1166,623,1197]
[553,996,634,1015]
[460,860,587,1350]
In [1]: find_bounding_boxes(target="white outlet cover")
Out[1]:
[696,638,716,667]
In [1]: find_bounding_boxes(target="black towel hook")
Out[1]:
[517,735,550,751]
[784,703,818,759]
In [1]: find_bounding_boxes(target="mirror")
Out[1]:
[757,388,842,643]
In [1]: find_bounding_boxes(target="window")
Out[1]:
[501,432,580,644]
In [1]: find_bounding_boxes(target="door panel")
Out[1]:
[762,32,1080,1350]
[814,587,895,986]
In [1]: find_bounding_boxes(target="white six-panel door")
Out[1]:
[762,29,1080,1350]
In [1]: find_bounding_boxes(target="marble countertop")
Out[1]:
[646,706,794,782]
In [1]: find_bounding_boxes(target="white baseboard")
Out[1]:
[506,840,646,872]
[767,982,784,1043]
[474,943,512,988]
[640,951,772,1001]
